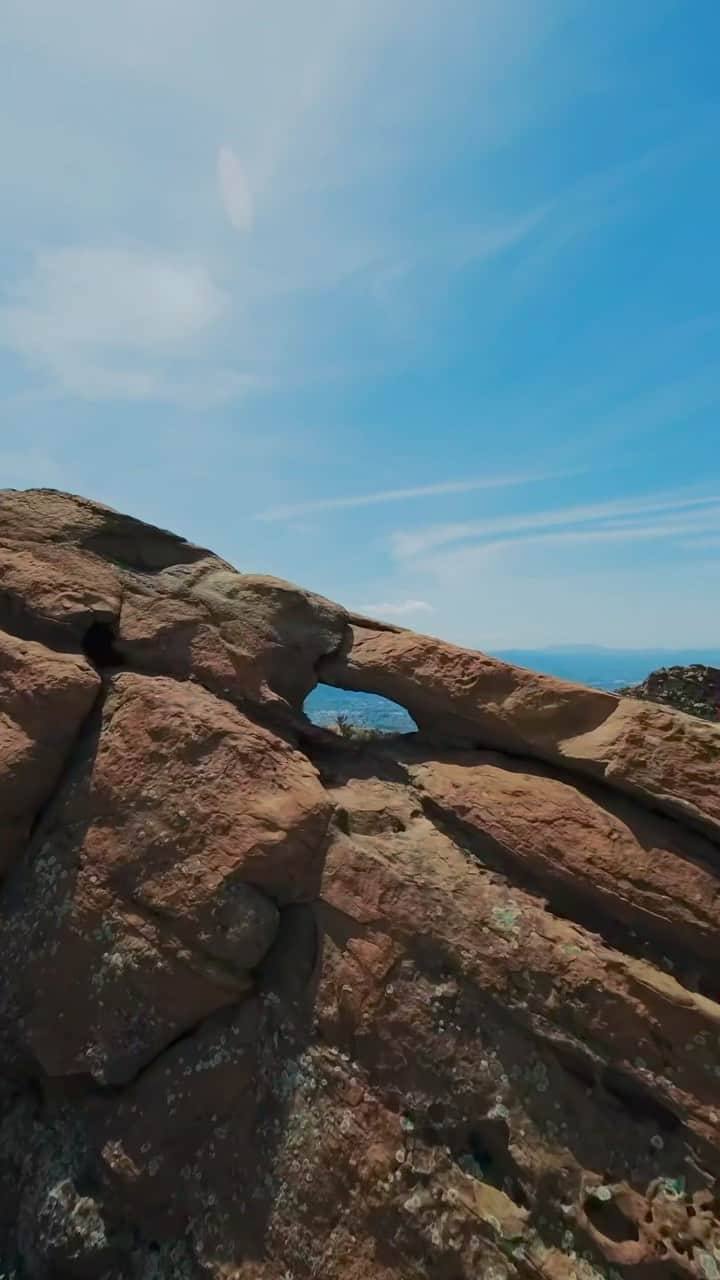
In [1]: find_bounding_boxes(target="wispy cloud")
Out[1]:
[255,470,567,522]
[392,491,720,559]
[353,599,434,619]
[0,1,585,401]
[217,146,254,233]
[0,246,256,405]
[414,506,720,576]
[366,207,547,303]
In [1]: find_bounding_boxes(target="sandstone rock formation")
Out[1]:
[619,664,720,724]
[1,488,719,1280]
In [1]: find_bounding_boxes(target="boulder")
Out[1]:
[0,540,121,647]
[0,487,214,571]
[0,487,719,1280]
[117,565,347,708]
[619,663,720,722]
[5,670,331,1085]
[0,630,99,875]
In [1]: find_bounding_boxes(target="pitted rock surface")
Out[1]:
[619,664,720,724]
[1,488,719,1280]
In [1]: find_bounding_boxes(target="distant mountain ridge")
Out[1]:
[538,644,619,654]
[537,644,720,657]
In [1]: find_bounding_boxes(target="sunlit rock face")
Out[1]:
[1,487,719,1280]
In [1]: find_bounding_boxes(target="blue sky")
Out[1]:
[1,0,719,647]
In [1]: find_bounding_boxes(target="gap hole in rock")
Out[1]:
[585,1196,640,1243]
[457,1126,528,1207]
[304,684,417,737]
[466,1130,500,1182]
[83,621,124,669]
[74,1164,102,1198]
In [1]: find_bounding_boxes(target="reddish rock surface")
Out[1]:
[320,625,720,840]
[1,488,720,1280]
[0,630,99,874]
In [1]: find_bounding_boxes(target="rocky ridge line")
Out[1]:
[0,487,719,1280]
[618,664,720,723]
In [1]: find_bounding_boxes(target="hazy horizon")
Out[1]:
[502,643,720,656]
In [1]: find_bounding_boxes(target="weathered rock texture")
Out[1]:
[1,488,720,1280]
[619,664,720,724]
